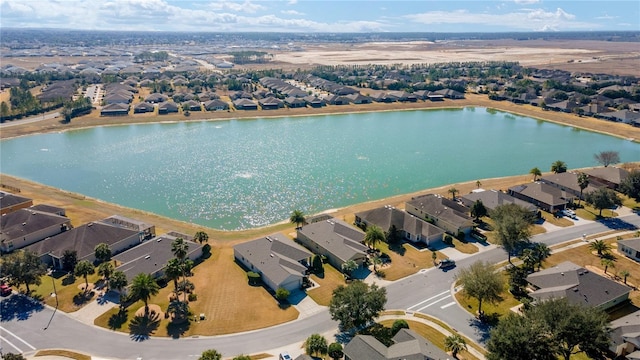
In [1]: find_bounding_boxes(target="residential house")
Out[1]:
[233,98,258,110]
[539,172,600,201]
[133,102,155,114]
[526,261,631,310]
[609,310,640,359]
[103,92,133,105]
[233,233,312,293]
[584,167,630,190]
[303,95,325,108]
[325,95,350,105]
[346,93,372,104]
[114,233,203,282]
[387,91,417,102]
[29,204,66,217]
[618,238,640,262]
[284,96,306,108]
[0,209,71,253]
[182,100,202,111]
[144,93,168,103]
[100,103,130,116]
[344,328,450,360]
[258,96,284,110]
[405,194,474,236]
[460,189,538,214]
[25,216,152,269]
[433,88,465,99]
[547,100,580,113]
[355,205,445,246]
[157,101,179,114]
[426,93,445,101]
[203,99,229,111]
[601,110,640,124]
[508,182,568,213]
[0,191,33,215]
[296,218,368,270]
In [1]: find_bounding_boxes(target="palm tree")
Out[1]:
[448,187,459,200]
[164,258,183,295]
[444,334,467,359]
[431,250,438,266]
[601,258,614,274]
[589,240,610,257]
[550,160,567,174]
[529,167,542,181]
[577,172,589,206]
[171,238,189,302]
[620,269,630,284]
[97,262,114,289]
[74,260,95,293]
[194,231,209,244]
[532,242,551,271]
[364,225,385,251]
[475,180,482,189]
[109,270,128,294]
[289,209,306,229]
[130,273,160,315]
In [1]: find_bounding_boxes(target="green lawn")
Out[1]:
[33,271,102,313]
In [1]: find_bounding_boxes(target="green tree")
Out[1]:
[529,298,610,360]
[164,258,183,295]
[171,237,190,302]
[576,172,589,206]
[620,269,630,284]
[471,200,487,221]
[61,249,78,272]
[329,281,387,331]
[431,250,438,266]
[97,262,114,289]
[391,319,409,335]
[2,354,27,360]
[476,180,482,189]
[601,258,614,274]
[448,187,459,200]
[594,150,620,167]
[312,254,324,275]
[328,342,344,360]
[507,265,529,296]
[520,249,537,272]
[456,260,503,317]
[94,243,112,264]
[74,260,95,293]
[532,242,551,271]
[550,160,567,174]
[1,250,47,294]
[486,313,558,360]
[490,203,533,264]
[364,225,385,251]
[529,167,542,181]
[232,356,252,360]
[620,170,640,201]
[585,187,622,216]
[386,224,402,244]
[109,270,128,293]
[304,333,328,357]
[289,209,306,229]
[194,231,209,244]
[444,334,468,359]
[199,349,222,360]
[166,300,190,323]
[589,239,611,257]
[275,287,290,301]
[341,259,358,277]
[130,273,160,315]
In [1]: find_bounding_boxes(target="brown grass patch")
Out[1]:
[307,264,346,306]
[36,349,92,360]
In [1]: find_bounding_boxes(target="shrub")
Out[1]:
[456,231,466,241]
[391,319,409,335]
[247,271,261,285]
[444,235,453,245]
[188,293,198,302]
[275,287,290,301]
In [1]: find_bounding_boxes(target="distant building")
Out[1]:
[0,191,33,215]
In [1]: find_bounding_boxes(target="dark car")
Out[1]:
[439,258,456,269]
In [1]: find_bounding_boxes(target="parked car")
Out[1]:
[279,352,292,360]
[1,284,12,296]
[439,258,456,269]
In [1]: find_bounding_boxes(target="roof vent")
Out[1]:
[145,255,151,259]
[88,222,93,227]
[573,287,579,292]
[561,272,564,276]
[22,222,27,226]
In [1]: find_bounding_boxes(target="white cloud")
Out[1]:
[514,0,540,4]
[207,0,266,14]
[281,9,304,16]
[596,14,618,20]
[287,0,297,4]
[405,7,597,31]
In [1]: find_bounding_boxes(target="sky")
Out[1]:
[0,0,638,33]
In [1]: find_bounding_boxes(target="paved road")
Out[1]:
[0,111,60,128]
[2,213,638,359]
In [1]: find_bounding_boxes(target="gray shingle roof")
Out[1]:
[460,190,537,212]
[584,167,630,186]
[406,194,472,228]
[509,182,568,207]
[344,329,450,360]
[297,218,367,264]
[618,238,640,252]
[527,261,631,308]
[0,191,32,211]
[1,209,70,244]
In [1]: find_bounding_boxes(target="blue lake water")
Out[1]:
[1,107,639,230]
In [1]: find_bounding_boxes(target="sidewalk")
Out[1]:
[66,291,118,325]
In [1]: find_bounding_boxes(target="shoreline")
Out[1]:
[1,94,639,142]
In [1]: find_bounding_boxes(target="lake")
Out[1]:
[1,107,639,230]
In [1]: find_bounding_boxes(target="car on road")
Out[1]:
[438,258,456,269]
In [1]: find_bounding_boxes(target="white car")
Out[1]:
[279,352,292,360]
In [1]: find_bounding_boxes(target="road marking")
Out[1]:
[0,326,36,351]
[416,294,452,312]
[440,301,456,309]
[407,290,450,311]
[0,335,23,353]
